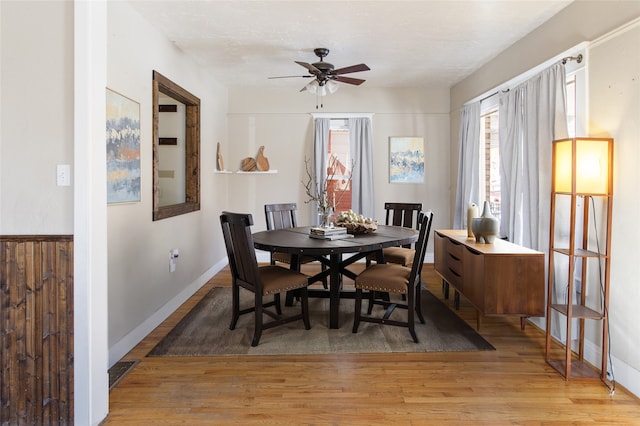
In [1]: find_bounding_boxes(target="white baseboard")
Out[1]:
[583,338,640,398]
[108,258,228,367]
[531,318,639,399]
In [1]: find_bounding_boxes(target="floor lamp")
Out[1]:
[545,137,614,385]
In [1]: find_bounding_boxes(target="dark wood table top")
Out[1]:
[253,225,419,257]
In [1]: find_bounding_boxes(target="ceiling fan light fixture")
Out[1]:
[305,79,339,96]
[326,80,339,94]
[305,80,319,94]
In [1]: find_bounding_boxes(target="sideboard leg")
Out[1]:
[442,280,449,299]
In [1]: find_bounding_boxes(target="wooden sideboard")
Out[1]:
[434,229,545,329]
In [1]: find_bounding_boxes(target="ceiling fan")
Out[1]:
[269,48,370,95]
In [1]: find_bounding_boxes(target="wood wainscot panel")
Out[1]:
[0,235,73,425]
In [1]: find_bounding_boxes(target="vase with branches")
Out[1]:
[303,156,353,227]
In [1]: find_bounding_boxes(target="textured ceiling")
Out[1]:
[128,0,573,90]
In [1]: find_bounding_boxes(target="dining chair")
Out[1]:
[220,211,311,347]
[353,210,433,343]
[264,202,327,288]
[366,202,423,267]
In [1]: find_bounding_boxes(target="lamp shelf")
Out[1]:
[547,358,602,380]
[550,304,604,320]
[551,247,607,258]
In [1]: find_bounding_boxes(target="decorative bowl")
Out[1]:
[335,220,378,234]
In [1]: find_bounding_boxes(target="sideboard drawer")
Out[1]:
[434,231,463,289]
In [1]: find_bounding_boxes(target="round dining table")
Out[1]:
[252,225,419,329]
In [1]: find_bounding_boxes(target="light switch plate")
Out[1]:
[57,164,71,186]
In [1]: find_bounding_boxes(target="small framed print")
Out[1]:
[106,88,141,203]
[389,137,424,183]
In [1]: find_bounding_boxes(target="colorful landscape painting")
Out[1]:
[389,137,424,183]
[106,89,141,203]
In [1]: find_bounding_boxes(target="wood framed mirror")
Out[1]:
[152,70,200,221]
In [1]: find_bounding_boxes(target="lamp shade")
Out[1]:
[305,80,319,94]
[326,80,339,94]
[553,137,613,195]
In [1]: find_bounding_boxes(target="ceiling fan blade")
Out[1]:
[268,75,313,79]
[295,61,321,74]
[333,63,370,75]
[335,76,366,86]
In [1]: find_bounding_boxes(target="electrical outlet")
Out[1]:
[169,249,179,272]
[606,367,614,381]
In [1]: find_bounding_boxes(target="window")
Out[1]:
[327,120,352,212]
[477,72,580,225]
[479,106,501,222]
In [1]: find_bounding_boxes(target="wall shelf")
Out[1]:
[213,170,233,174]
[235,170,278,174]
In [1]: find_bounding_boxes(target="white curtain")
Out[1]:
[498,63,568,250]
[349,117,375,217]
[312,118,330,224]
[453,102,481,229]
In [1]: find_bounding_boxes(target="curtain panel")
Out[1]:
[499,63,568,250]
[312,118,331,225]
[453,102,481,229]
[349,117,375,218]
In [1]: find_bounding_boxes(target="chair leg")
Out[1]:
[366,290,375,314]
[415,282,425,324]
[251,293,264,347]
[274,293,282,315]
[352,288,363,333]
[300,288,311,330]
[320,261,328,289]
[229,283,240,330]
[407,289,418,343]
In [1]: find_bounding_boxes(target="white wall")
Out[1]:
[227,86,450,256]
[0,0,74,234]
[589,21,640,395]
[106,2,229,365]
[450,1,640,397]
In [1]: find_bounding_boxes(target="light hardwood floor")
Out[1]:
[104,264,640,425]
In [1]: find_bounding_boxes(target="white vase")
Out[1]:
[471,201,499,244]
[467,202,478,238]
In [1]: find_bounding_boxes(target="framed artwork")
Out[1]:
[389,136,424,183]
[106,88,141,203]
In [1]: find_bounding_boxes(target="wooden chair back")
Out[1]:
[409,210,434,285]
[265,203,298,230]
[220,211,261,293]
[384,202,422,248]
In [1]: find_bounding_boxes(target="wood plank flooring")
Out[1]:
[104,264,640,425]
